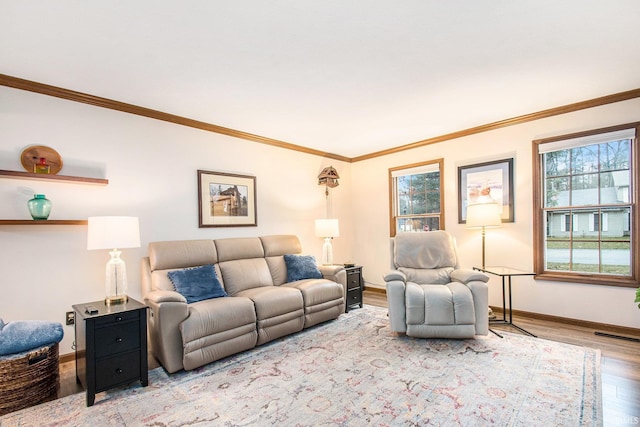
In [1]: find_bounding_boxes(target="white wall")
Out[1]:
[0,86,352,354]
[351,97,640,330]
[2,86,639,358]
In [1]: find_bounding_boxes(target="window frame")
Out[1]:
[532,122,640,287]
[389,158,444,237]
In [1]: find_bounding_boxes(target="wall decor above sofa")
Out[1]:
[197,169,257,227]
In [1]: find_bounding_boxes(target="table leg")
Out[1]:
[490,274,537,338]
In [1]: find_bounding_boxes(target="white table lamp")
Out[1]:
[87,216,141,305]
[315,219,339,265]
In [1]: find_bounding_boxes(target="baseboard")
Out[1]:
[490,306,640,338]
[59,352,75,364]
[363,286,386,295]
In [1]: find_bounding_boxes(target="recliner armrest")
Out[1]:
[450,269,489,284]
[383,270,406,283]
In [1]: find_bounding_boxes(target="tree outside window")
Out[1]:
[389,159,443,237]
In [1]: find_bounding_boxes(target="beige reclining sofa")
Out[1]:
[141,235,346,373]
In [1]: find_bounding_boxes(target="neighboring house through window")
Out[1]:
[533,123,639,287]
[389,159,444,237]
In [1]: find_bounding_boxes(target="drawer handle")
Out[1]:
[115,337,123,343]
[115,368,123,375]
[115,316,123,322]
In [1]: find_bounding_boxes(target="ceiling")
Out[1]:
[3,1,640,159]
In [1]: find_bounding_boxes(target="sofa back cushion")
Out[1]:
[214,237,272,295]
[214,237,264,261]
[219,258,274,295]
[149,239,218,270]
[148,240,219,292]
[261,235,302,285]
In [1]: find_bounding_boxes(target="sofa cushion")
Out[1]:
[0,320,64,356]
[284,254,323,282]
[167,264,227,304]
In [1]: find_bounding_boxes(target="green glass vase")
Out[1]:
[28,194,52,220]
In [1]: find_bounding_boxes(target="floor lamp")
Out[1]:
[466,202,502,269]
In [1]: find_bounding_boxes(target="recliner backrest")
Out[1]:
[393,231,459,270]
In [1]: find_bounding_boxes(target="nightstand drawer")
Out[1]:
[347,271,361,289]
[95,320,140,358]
[95,351,141,391]
[346,288,361,305]
[94,310,140,327]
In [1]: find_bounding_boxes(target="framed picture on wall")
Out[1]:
[458,158,514,224]
[198,170,257,227]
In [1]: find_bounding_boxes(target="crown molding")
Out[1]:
[352,88,640,162]
[0,73,350,163]
[2,73,639,163]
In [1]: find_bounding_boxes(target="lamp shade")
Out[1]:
[315,219,339,238]
[466,203,502,229]
[87,216,141,250]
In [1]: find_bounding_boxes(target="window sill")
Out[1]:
[534,271,638,288]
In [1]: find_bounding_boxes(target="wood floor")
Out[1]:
[55,290,639,425]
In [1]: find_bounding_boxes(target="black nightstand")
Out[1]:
[344,266,364,312]
[73,297,148,406]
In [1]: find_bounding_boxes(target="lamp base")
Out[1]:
[105,295,128,306]
[321,237,334,265]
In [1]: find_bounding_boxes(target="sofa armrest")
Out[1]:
[450,269,489,285]
[144,289,187,304]
[319,265,347,298]
[384,269,406,283]
[318,264,345,279]
[143,290,189,373]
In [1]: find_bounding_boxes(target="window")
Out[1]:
[533,123,639,287]
[389,159,444,237]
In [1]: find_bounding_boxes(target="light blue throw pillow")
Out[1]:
[167,264,227,304]
[0,319,64,356]
[284,254,323,282]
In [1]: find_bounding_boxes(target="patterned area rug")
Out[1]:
[1,305,601,426]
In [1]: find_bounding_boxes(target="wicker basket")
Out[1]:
[0,343,60,416]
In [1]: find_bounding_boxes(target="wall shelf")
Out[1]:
[0,220,87,225]
[0,169,108,185]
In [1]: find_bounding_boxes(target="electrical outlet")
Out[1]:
[66,311,75,325]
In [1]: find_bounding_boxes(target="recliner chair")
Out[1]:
[384,231,489,339]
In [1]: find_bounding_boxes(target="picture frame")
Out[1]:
[458,158,514,224]
[198,170,257,227]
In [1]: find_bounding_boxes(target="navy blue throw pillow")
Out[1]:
[284,254,323,282]
[167,264,227,304]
